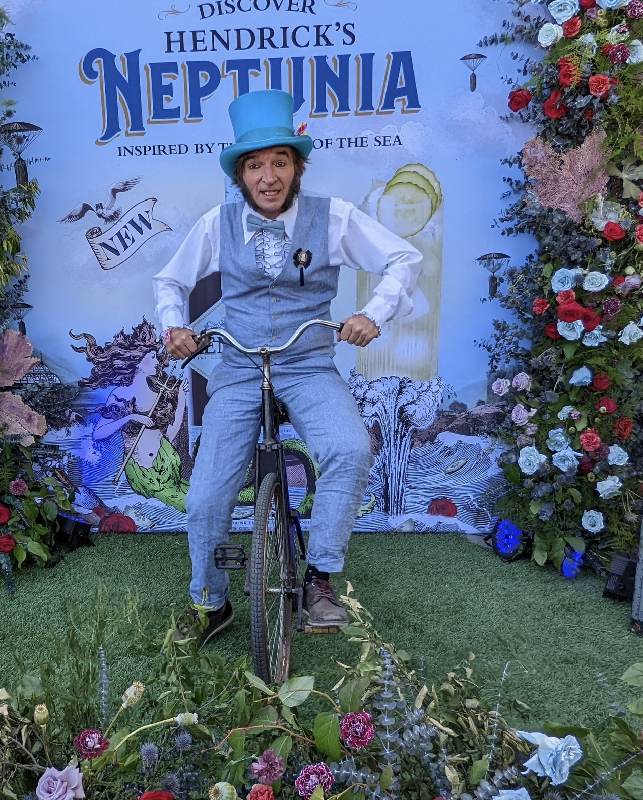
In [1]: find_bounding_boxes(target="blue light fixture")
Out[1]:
[491,519,529,562]
[561,547,584,580]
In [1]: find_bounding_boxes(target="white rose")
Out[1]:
[538,22,564,47]
[583,272,610,292]
[596,475,623,499]
[557,320,585,341]
[518,446,547,475]
[629,40,643,64]
[607,444,629,465]
[548,0,580,23]
[619,321,643,345]
[582,510,605,533]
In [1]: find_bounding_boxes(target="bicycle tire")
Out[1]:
[250,472,294,684]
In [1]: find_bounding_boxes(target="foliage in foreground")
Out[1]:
[3,586,643,800]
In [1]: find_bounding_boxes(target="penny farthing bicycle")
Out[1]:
[183,318,342,684]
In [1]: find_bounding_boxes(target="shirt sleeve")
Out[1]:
[328,197,423,331]
[152,207,221,331]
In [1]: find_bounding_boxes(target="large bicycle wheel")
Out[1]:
[250,472,294,684]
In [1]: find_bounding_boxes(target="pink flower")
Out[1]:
[609,43,631,65]
[73,729,110,760]
[250,749,285,785]
[36,766,85,800]
[525,423,539,435]
[511,404,530,426]
[491,378,511,396]
[340,712,375,749]
[9,479,27,496]
[627,0,643,18]
[511,372,532,392]
[295,763,334,799]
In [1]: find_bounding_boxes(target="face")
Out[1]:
[241,146,296,219]
[138,350,158,376]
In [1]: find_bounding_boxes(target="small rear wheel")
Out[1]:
[250,472,294,684]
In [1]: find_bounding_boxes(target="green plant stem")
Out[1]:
[207,724,317,752]
[104,705,124,737]
[112,717,177,755]
[328,783,369,799]
[40,725,52,766]
[254,688,343,714]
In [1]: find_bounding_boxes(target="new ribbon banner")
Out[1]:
[8,0,533,534]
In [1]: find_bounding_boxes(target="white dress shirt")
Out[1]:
[153,195,422,332]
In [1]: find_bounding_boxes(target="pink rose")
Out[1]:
[491,378,511,396]
[511,404,530,426]
[511,372,532,391]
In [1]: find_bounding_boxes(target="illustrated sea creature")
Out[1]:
[59,177,142,224]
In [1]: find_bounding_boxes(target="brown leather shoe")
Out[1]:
[173,600,234,648]
[302,579,349,627]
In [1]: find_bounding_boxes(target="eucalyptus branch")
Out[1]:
[487,661,510,766]
[571,750,642,800]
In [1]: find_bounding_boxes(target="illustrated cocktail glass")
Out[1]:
[357,163,443,381]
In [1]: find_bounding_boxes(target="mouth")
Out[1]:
[260,189,282,199]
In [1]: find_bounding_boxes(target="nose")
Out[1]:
[262,164,277,185]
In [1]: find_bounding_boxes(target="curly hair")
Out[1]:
[71,319,180,437]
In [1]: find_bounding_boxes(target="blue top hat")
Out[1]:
[219,89,313,178]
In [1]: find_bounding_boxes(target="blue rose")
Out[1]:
[607,444,629,466]
[597,0,631,8]
[552,447,580,473]
[517,731,583,785]
[583,326,608,347]
[583,272,609,293]
[551,268,575,292]
[569,366,593,386]
[497,790,531,800]
[596,475,622,499]
[518,446,547,475]
[548,0,580,22]
[619,321,643,345]
[582,510,605,533]
[557,405,575,420]
[547,428,571,452]
[557,320,585,341]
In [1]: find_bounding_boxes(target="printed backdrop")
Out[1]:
[7,0,534,533]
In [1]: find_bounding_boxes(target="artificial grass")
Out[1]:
[1,533,642,731]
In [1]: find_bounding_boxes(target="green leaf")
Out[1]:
[622,769,643,800]
[380,765,394,792]
[469,756,489,786]
[248,704,279,734]
[568,488,582,504]
[575,411,588,432]
[339,677,371,713]
[504,463,521,486]
[271,734,292,764]
[627,699,643,715]
[542,263,554,278]
[542,722,590,738]
[622,663,643,687]
[12,543,25,566]
[563,342,579,360]
[529,500,542,516]
[42,499,57,521]
[310,787,325,800]
[229,729,245,759]
[120,752,139,772]
[16,673,43,702]
[278,676,314,707]
[244,670,275,695]
[339,625,368,639]
[564,535,585,554]
[533,547,548,566]
[26,540,48,560]
[313,712,341,761]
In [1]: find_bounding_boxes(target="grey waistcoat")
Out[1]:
[219,192,339,367]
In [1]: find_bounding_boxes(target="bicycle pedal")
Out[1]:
[301,624,340,635]
[214,544,247,570]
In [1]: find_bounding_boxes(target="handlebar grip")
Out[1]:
[181,337,211,369]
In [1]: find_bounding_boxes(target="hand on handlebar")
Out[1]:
[338,315,379,347]
[166,327,201,360]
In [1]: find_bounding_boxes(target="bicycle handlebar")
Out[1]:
[180,318,343,369]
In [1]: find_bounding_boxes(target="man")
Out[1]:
[154,89,422,645]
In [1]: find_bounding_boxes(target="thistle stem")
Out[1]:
[105,705,124,738]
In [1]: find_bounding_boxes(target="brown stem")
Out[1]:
[41,725,52,766]
[205,724,316,753]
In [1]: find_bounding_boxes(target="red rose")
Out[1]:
[604,222,626,242]
[589,74,611,98]
[578,455,594,474]
[596,397,617,415]
[580,0,596,7]
[580,428,602,451]
[557,302,584,322]
[563,16,582,36]
[559,62,581,88]
[581,307,602,331]
[545,322,562,339]
[0,504,11,525]
[97,512,137,533]
[0,534,15,553]
[543,90,568,119]
[556,290,576,304]
[584,109,595,121]
[635,225,643,245]
[593,373,611,390]
[614,416,633,440]
[508,88,532,112]
[247,787,275,800]
[533,298,550,315]
[601,44,614,57]
[140,793,175,800]
[613,276,626,287]
[428,498,458,517]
